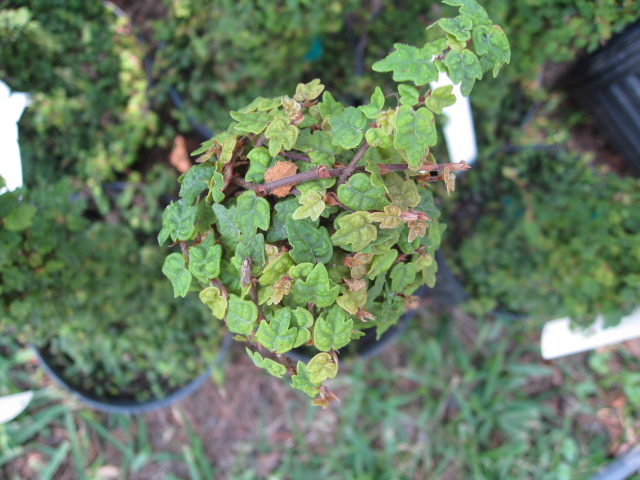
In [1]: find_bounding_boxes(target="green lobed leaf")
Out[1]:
[472,25,511,76]
[394,106,437,168]
[265,113,299,156]
[358,87,385,119]
[259,252,295,285]
[188,235,222,283]
[330,211,377,251]
[444,49,483,97]
[383,172,421,210]
[292,190,326,222]
[3,204,37,231]
[246,349,287,378]
[329,107,368,149]
[195,201,216,236]
[246,147,276,183]
[285,217,333,265]
[425,85,457,114]
[365,128,393,149]
[337,173,390,211]
[372,43,441,86]
[239,96,282,113]
[291,361,321,397]
[226,294,258,335]
[313,306,354,352]
[438,16,473,41]
[294,130,340,165]
[269,197,318,242]
[229,110,272,135]
[398,84,420,106]
[199,287,228,319]
[235,191,270,239]
[162,200,198,242]
[307,353,338,384]
[336,288,367,315]
[212,203,241,248]
[209,172,226,203]
[290,264,340,308]
[291,307,314,328]
[180,164,215,205]
[294,79,324,102]
[256,307,298,353]
[218,133,238,164]
[369,228,401,256]
[162,253,192,298]
[293,329,312,348]
[442,0,491,26]
[390,262,417,293]
[233,233,266,276]
[367,249,399,279]
[318,91,344,119]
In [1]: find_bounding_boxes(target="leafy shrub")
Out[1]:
[445,148,640,326]
[0,181,222,399]
[0,1,157,184]
[159,0,510,406]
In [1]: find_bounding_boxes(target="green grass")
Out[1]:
[2,312,637,479]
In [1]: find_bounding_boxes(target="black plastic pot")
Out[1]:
[559,19,640,174]
[32,334,232,415]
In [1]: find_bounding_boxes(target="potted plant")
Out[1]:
[0,179,228,413]
[441,146,640,327]
[159,0,511,407]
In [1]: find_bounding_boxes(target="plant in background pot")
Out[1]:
[443,146,640,327]
[159,0,510,407]
[0,179,226,412]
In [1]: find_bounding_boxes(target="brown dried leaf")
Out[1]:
[344,278,366,292]
[264,161,298,197]
[407,220,428,242]
[344,252,374,279]
[270,276,292,305]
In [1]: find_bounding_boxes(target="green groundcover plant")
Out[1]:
[0,179,222,400]
[160,0,510,406]
[445,147,640,327]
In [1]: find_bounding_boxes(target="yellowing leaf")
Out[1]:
[369,205,403,229]
[407,219,428,242]
[292,190,325,221]
[199,287,227,319]
[344,252,374,279]
[265,113,299,156]
[307,353,338,384]
[330,211,377,251]
[336,288,367,315]
[393,106,436,168]
[294,79,325,102]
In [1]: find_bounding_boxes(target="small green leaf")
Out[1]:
[256,307,298,353]
[372,43,441,86]
[289,262,314,280]
[209,172,225,203]
[291,361,321,397]
[383,172,421,210]
[265,113,299,156]
[235,191,270,239]
[293,329,312,348]
[438,16,473,41]
[314,307,354,352]
[246,348,287,378]
[162,200,197,242]
[336,288,367,315]
[367,249,399,279]
[472,25,511,76]
[444,49,483,97]
[358,87,385,119]
[188,235,222,283]
[4,204,37,231]
[227,294,258,335]
[239,96,281,113]
[218,132,238,164]
[329,107,368,149]
[442,0,491,26]
[179,164,215,204]
[393,106,436,168]
[330,211,377,251]
[162,253,192,297]
[318,91,344,118]
[269,198,317,242]
[286,217,333,265]
[292,190,325,222]
[290,264,340,308]
[199,287,228,319]
[398,84,420,106]
[337,173,390,211]
[425,85,457,114]
[294,130,339,165]
[259,252,295,285]
[246,147,276,183]
[307,353,338,384]
[229,110,271,135]
[365,128,392,149]
[292,307,314,328]
[294,79,324,102]
[233,233,266,275]
[212,203,241,247]
[390,262,417,293]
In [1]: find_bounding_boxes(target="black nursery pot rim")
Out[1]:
[32,334,232,415]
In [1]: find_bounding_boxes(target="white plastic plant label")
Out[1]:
[0,391,34,424]
[0,80,30,195]
[430,72,478,166]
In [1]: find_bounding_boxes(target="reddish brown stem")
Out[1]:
[250,281,265,322]
[338,143,370,185]
[280,151,312,163]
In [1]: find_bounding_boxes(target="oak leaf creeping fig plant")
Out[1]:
[160,0,510,407]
